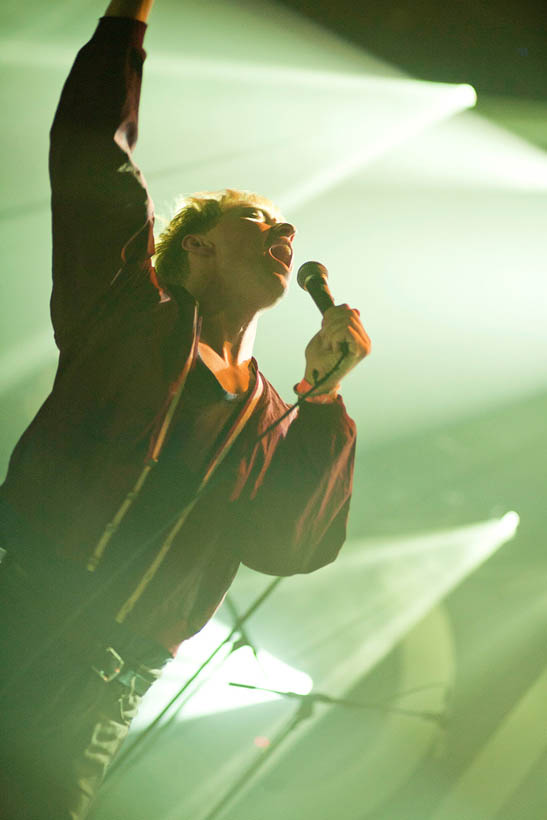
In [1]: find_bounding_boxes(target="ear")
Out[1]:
[181,234,214,256]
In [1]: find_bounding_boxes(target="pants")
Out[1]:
[0,553,169,820]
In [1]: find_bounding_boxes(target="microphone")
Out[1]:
[297,261,350,362]
[297,261,335,315]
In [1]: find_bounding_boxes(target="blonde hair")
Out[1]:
[154,189,283,287]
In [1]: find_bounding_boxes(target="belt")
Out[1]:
[1,551,171,696]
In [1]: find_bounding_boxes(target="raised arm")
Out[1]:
[49,2,155,350]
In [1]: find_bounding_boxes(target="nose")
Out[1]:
[272,222,296,241]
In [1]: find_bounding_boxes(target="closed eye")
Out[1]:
[241,206,276,225]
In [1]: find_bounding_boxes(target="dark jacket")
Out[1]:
[0,17,356,655]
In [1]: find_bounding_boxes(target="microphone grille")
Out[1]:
[297,261,329,292]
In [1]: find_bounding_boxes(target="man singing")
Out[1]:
[0,0,370,817]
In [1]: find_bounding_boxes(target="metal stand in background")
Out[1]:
[197,683,448,820]
[105,576,283,782]
[148,594,267,733]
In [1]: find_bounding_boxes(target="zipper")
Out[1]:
[86,306,200,573]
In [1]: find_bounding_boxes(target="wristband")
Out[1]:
[293,378,339,403]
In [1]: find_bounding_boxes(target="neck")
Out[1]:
[185,270,259,365]
[198,307,258,366]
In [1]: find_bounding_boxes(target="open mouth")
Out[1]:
[267,242,293,270]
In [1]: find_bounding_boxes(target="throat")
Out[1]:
[198,342,251,394]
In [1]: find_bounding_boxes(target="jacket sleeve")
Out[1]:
[49,16,154,351]
[230,396,356,576]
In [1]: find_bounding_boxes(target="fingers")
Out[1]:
[321,305,363,336]
[322,303,356,320]
[320,304,371,360]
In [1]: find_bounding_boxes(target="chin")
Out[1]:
[258,260,290,305]
[258,276,288,311]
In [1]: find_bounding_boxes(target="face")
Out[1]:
[200,203,297,311]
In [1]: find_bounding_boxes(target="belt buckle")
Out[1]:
[92,646,125,683]
[117,668,153,697]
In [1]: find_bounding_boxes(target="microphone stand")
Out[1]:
[231,683,449,723]
[196,683,447,820]
[105,576,282,782]
[134,596,265,737]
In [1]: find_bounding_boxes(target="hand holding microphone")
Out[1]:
[297,261,371,396]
